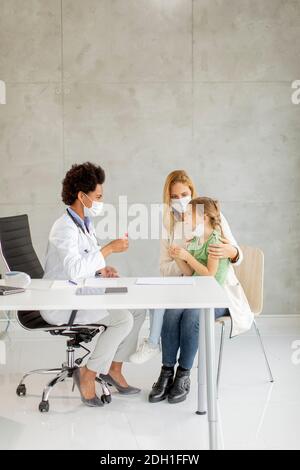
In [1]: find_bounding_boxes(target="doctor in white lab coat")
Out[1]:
[42,162,146,406]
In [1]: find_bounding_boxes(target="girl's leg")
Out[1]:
[129,309,164,364]
[161,309,184,367]
[149,308,165,346]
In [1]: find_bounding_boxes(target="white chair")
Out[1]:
[216,245,274,395]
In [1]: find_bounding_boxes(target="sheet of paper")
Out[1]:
[135,277,195,286]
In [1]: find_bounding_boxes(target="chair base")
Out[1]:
[16,343,111,412]
[216,318,274,397]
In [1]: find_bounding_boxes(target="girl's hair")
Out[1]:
[190,197,223,236]
[162,170,197,236]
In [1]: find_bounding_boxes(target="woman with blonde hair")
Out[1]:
[130,170,198,364]
[145,170,253,404]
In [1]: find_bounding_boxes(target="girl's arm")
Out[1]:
[185,252,219,277]
[174,258,194,276]
[171,245,219,277]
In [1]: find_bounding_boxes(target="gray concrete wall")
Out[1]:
[0,0,299,315]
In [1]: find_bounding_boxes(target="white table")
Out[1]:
[0,277,231,450]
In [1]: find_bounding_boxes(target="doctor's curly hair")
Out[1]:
[61,162,106,205]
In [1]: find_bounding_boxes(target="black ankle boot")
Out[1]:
[168,368,191,404]
[149,367,174,403]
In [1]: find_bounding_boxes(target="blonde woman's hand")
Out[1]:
[208,236,238,261]
[170,244,190,261]
[168,245,176,259]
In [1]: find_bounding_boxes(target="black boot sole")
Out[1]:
[148,394,169,403]
[168,394,188,404]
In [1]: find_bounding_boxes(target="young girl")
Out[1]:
[130,196,230,365]
[171,197,230,285]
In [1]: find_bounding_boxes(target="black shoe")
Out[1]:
[168,368,191,404]
[149,367,174,403]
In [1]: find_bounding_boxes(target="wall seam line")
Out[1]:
[60,0,65,173]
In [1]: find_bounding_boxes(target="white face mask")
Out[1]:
[82,193,104,218]
[170,195,191,214]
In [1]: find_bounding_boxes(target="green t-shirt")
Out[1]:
[187,230,230,286]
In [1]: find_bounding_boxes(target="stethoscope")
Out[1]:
[66,208,93,237]
[66,209,98,255]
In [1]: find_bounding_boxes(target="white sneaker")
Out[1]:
[129,339,160,364]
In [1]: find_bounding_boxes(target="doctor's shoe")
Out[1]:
[148,367,174,403]
[168,367,191,404]
[99,373,141,395]
[73,368,104,407]
[129,339,160,364]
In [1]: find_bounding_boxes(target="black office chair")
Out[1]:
[0,214,111,412]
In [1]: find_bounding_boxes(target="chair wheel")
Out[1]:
[39,400,49,413]
[101,394,111,404]
[16,384,26,396]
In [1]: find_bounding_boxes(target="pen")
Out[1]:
[68,280,78,285]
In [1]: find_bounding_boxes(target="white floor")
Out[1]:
[0,316,300,450]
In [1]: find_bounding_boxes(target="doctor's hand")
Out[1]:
[101,238,129,257]
[110,238,129,253]
[99,266,119,278]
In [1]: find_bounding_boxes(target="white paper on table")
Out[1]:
[135,277,195,286]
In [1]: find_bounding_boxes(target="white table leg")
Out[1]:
[205,307,218,450]
[196,308,207,415]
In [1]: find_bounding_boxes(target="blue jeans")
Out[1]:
[161,308,229,370]
[149,309,165,346]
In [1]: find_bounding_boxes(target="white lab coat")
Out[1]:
[159,213,254,337]
[41,212,107,325]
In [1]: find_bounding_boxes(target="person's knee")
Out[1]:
[163,309,182,326]
[111,309,134,334]
[182,310,199,332]
[131,309,146,325]
[123,310,134,333]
